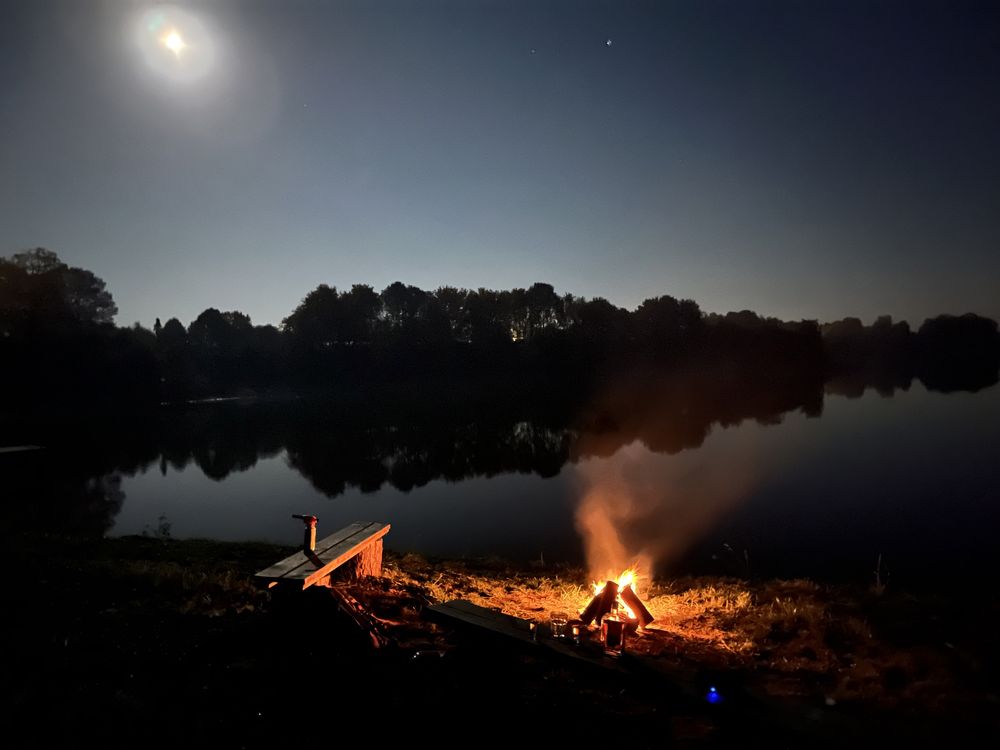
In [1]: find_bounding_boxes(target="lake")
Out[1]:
[4,379,998,587]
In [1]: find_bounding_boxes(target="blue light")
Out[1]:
[705,686,723,704]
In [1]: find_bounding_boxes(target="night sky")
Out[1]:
[3,0,999,328]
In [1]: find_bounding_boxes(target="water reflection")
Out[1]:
[2,371,823,535]
[1,450,125,537]
[147,370,822,498]
[3,372,999,585]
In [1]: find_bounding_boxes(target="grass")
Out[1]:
[8,532,998,743]
[377,550,997,719]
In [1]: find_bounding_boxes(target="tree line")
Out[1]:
[1,247,997,407]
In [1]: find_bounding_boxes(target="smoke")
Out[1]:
[574,431,762,583]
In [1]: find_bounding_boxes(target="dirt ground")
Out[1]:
[3,534,998,748]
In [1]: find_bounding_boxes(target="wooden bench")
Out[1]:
[255,521,390,590]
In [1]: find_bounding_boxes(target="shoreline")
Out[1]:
[5,533,997,745]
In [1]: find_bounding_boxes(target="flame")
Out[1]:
[589,566,641,621]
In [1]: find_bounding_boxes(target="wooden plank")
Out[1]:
[255,522,366,580]
[299,524,390,589]
[445,600,537,633]
[256,522,383,586]
[425,601,535,643]
[425,600,629,673]
[254,522,370,580]
[254,521,389,588]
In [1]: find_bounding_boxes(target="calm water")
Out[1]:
[5,381,998,585]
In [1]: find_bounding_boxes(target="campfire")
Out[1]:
[579,567,655,631]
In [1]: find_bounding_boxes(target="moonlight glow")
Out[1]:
[161,30,186,57]
[135,5,214,83]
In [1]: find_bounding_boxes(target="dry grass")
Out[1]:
[94,557,269,617]
[89,546,982,717]
[45,537,994,721]
[376,553,986,716]
[383,554,757,659]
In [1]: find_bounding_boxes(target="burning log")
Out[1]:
[619,584,654,628]
[579,580,619,626]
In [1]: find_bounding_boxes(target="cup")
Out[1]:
[550,611,569,639]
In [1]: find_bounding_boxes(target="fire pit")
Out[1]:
[578,568,656,651]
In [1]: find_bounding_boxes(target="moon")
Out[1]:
[162,30,186,57]
[134,5,214,83]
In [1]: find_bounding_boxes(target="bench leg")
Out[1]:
[346,539,383,580]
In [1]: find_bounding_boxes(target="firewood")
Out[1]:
[579,589,604,625]
[580,580,619,625]
[619,584,654,627]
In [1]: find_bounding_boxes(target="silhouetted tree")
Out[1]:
[10,247,62,275]
[60,266,118,325]
[1,248,117,327]
[466,288,510,345]
[158,317,187,350]
[283,284,342,347]
[340,284,380,343]
[576,297,629,339]
[634,295,703,352]
[434,286,471,340]
[2,249,997,408]
[916,313,999,392]
[525,282,562,338]
[380,282,432,335]
[188,308,248,354]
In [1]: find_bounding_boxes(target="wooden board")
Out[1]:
[425,599,629,673]
[255,521,390,589]
[427,599,536,642]
[256,523,368,580]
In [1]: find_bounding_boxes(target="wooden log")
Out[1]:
[579,590,603,625]
[597,580,620,624]
[579,580,618,625]
[619,584,654,627]
[345,538,383,580]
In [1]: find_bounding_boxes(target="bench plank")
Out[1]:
[255,521,390,589]
[425,600,629,673]
[255,522,369,580]
[426,600,534,642]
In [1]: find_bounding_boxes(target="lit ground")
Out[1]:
[6,535,998,746]
[371,553,996,717]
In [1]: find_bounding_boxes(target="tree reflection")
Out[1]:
[4,344,992,537]
[12,368,823,514]
[1,449,125,537]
